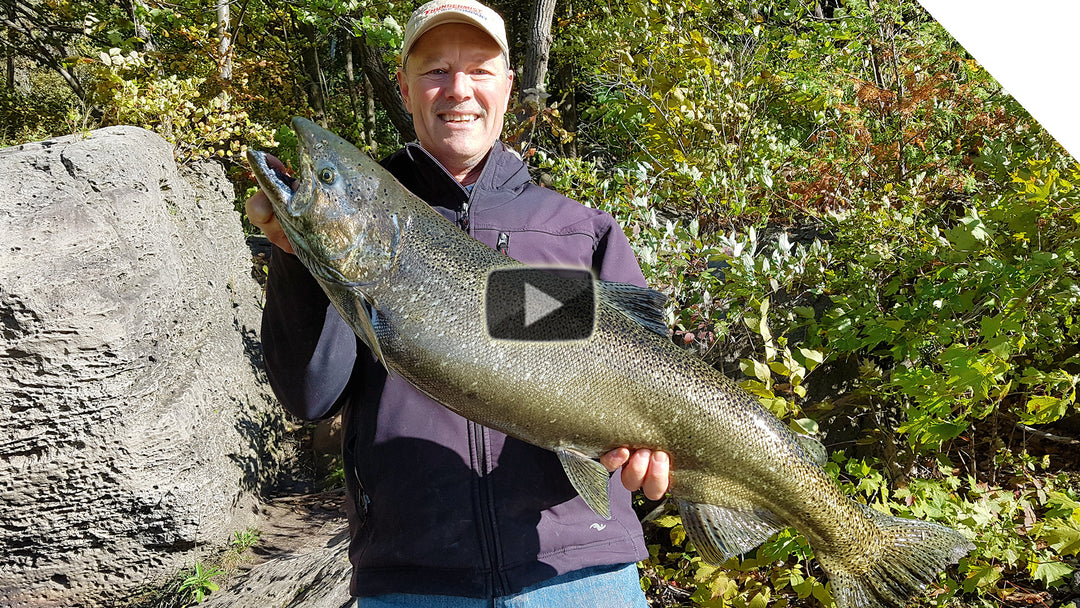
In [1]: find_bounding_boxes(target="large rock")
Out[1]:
[0,126,290,607]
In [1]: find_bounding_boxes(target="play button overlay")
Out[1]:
[486,268,595,341]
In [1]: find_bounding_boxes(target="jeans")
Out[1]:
[355,563,649,608]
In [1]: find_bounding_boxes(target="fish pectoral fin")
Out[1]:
[677,499,785,565]
[355,294,388,368]
[596,281,669,337]
[556,447,613,520]
[796,435,828,467]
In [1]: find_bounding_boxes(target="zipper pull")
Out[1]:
[496,232,509,255]
[458,200,471,231]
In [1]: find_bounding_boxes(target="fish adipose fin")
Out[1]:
[677,499,786,564]
[596,281,669,337]
[818,503,975,608]
[796,435,828,467]
[556,447,613,520]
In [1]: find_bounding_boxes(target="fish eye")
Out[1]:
[318,167,337,185]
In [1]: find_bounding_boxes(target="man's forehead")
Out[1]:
[409,23,505,61]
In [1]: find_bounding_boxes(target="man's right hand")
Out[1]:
[245,154,295,254]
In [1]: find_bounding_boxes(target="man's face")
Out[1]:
[398,23,513,180]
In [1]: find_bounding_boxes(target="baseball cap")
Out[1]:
[401,0,510,66]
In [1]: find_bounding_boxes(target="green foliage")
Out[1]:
[0,64,84,146]
[641,453,1079,608]
[177,561,223,605]
[87,59,279,165]
[230,527,261,552]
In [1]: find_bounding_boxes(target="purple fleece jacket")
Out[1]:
[261,141,649,598]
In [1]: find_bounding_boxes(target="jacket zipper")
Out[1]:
[406,142,481,233]
[496,232,509,255]
[441,143,505,595]
[470,421,508,596]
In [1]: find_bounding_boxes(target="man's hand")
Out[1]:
[600,448,670,501]
[245,154,295,254]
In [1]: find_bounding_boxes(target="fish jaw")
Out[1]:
[246,149,295,214]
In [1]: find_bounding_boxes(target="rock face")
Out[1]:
[0,127,290,607]
[201,491,353,608]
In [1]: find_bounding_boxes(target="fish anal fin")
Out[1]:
[556,447,613,520]
[677,499,785,565]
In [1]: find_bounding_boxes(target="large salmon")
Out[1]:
[247,117,973,608]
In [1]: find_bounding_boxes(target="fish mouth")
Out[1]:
[246,149,297,214]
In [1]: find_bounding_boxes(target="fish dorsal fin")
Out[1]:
[596,281,669,337]
[556,447,613,520]
[677,499,785,564]
[797,435,828,467]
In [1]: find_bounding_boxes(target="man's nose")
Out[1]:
[445,71,472,100]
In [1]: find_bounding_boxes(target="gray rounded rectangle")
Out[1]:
[485,268,595,341]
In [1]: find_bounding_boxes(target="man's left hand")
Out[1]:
[600,448,670,500]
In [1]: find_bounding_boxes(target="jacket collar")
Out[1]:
[384,141,532,213]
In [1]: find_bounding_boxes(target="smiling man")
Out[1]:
[246,0,669,605]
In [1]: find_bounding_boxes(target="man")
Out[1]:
[246,0,670,604]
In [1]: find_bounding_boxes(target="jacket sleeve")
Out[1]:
[592,217,649,289]
[261,245,358,421]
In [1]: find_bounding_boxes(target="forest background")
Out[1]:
[3,0,1079,607]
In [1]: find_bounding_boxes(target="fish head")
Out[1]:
[246,117,399,288]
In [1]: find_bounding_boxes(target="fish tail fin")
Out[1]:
[818,505,974,608]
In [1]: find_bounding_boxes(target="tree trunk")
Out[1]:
[128,0,155,52]
[515,0,557,149]
[344,36,363,146]
[5,0,13,92]
[554,62,577,158]
[520,0,557,102]
[358,38,414,142]
[353,38,379,157]
[297,20,327,124]
[364,70,378,157]
[4,1,13,141]
[216,0,232,80]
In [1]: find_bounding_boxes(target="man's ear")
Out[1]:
[397,70,412,113]
[506,69,514,106]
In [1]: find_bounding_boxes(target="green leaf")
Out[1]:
[962,563,1002,593]
[1021,395,1070,424]
[670,523,687,546]
[1041,518,1080,556]
[653,514,681,528]
[1030,560,1074,587]
[792,418,819,435]
[798,348,824,370]
[752,360,772,383]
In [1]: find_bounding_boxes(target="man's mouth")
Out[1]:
[439,112,482,123]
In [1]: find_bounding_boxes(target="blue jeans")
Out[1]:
[355,563,648,608]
